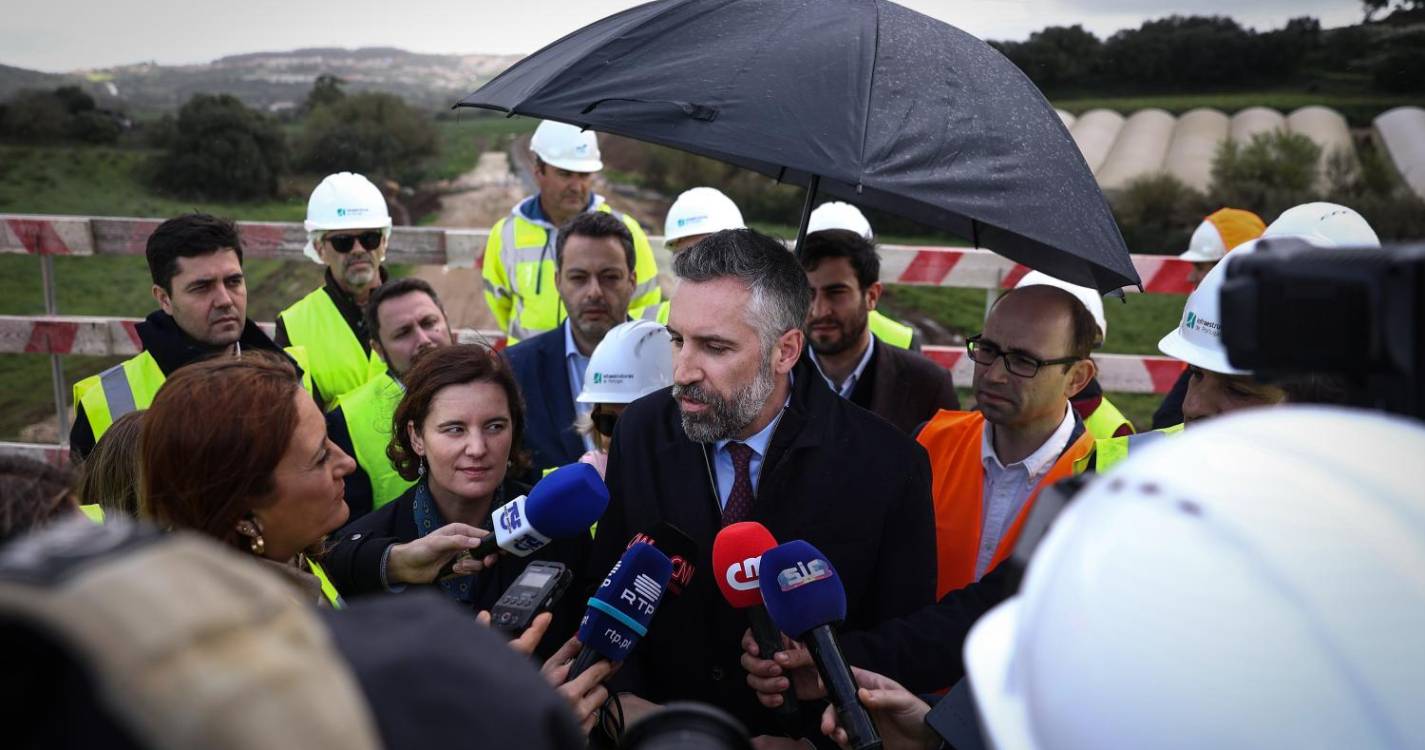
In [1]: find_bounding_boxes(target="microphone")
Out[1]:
[760,540,881,750]
[712,522,801,726]
[567,541,673,683]
[628,521,697,597]
[439,462,608,580]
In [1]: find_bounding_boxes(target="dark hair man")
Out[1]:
[70,213,313,459]
[503,212,637,478]
[325,278,454,519]
[482,120,660,344]
[797,229,959,434]
[587,228,936,734]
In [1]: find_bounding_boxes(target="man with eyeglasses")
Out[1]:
[917,284,1098,599]
[276,172,393,406]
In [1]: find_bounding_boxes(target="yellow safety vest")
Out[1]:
[868,310,915,350]
[1082,394,1135,440]
[80,504,105,522]
[278,288,387,405]
[73,347,315,445]
[483,201,661,344]
[307,558,345,609]
[336,373,415,511]
[1074,423,1186,474]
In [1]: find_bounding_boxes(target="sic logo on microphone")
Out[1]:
[776,558,832,592]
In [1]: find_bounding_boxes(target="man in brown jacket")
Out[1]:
[797,229,959,434]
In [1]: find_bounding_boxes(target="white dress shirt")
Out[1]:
[976,404,1075,579]
[809,335,876,399]
[712,379,792,510]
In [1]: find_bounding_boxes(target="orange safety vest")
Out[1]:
[917,410,1095,599]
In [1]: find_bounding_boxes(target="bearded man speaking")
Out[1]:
[584,228,936,735]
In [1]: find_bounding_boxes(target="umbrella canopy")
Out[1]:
[458,0,1139,292]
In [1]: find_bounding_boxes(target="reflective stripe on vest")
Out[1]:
[492,203,661,343]
[868,310,914,350]
[306,558,345,609]
[278,288,387,403]
[338,374,415,510]
[917,409,1095,599]
[78,351,167,442]
[1082,394,1135,440]
[80,504,105,523]
[1085,422,1186,474]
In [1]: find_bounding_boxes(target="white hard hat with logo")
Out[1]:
[1014,270,1108,344]
[1157,238,1257,374]
[530,120,603,173]
[577,320,674,405]
[664,187,745,247]
[964,406,1425,750]
[807,201,873,239]
[303,172,392,263]
[1263,201,1380,249]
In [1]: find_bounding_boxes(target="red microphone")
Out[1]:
[713,522,801,728]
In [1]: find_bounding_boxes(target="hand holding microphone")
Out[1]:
[566,541,673,683]
[761,540,882,750]
[713,522,802,728]
[435,462,609,581]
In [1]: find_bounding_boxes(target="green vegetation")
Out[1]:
[427,115,538,182]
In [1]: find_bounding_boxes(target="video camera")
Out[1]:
[1220,237,1425,421]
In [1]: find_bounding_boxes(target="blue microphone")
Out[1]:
[760,540,882,750]
[567,541,673,682]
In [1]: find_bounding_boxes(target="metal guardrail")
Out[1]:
[1,213,1187,463]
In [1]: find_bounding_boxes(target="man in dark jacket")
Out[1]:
[505,212,639,479]
[588,229,937,735]
[69,213,315,459]
[797,229,959,434]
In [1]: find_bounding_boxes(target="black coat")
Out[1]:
[587,359,937,734]
[320,479,591,659]
[840,341,960,435]
[504,324,585,481]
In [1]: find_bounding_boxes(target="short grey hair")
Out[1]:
[672,229,811,352]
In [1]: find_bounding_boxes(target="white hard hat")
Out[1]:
[807,201,872,239]
[664,187,745,246]
[577,320,673,405]
[1264,202,1380,249]
[1014,270,1107,344]
[1157,239,1259,374]
[303,172,392,263]
[530,120,603,173]
[1177,207,1266,263]
[965,406,1425,750]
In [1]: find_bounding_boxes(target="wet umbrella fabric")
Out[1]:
[458,0,1139,292]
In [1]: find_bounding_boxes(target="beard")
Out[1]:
[807,308,868,357]
[673,356,777,443]
[342,255,377,288]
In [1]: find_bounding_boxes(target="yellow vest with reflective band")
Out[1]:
[278,287,387,405]
[73,347,315,445]
[337,373,414,511]
[1074,422,1185,474]
[307,558,345,609]
[868,310,914,350]
[80,504,105,522]
[1082,394,1135,440]
[483,201,661,344]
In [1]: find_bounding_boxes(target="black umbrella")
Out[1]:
[457,0,1139,292]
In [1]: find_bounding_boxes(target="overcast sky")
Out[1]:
[3,0,1363,73]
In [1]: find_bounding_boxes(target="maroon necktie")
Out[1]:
[721,442,755,526]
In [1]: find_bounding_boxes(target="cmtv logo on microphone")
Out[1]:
[725,556,762,591]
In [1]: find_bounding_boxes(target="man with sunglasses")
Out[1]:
[276,172,393,406]
[326,278,454,521]
[918,284,1099,599]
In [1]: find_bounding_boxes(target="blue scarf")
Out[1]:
[411,480,498,604]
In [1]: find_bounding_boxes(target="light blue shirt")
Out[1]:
[563,322,595,452]
[809,335,876,398]
[712,381,791,510]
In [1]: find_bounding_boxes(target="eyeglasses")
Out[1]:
[966,334,1082,378]
[325,231,384,254]
[591,410,619,438]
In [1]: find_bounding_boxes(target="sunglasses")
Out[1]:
[325,231,384,254]
[592,411,619,438]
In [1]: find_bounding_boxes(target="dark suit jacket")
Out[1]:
[842,340,960,435]
[503,325,585,479]
[587,358,937,735]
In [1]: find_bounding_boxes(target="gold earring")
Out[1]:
[236,515,266,556]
